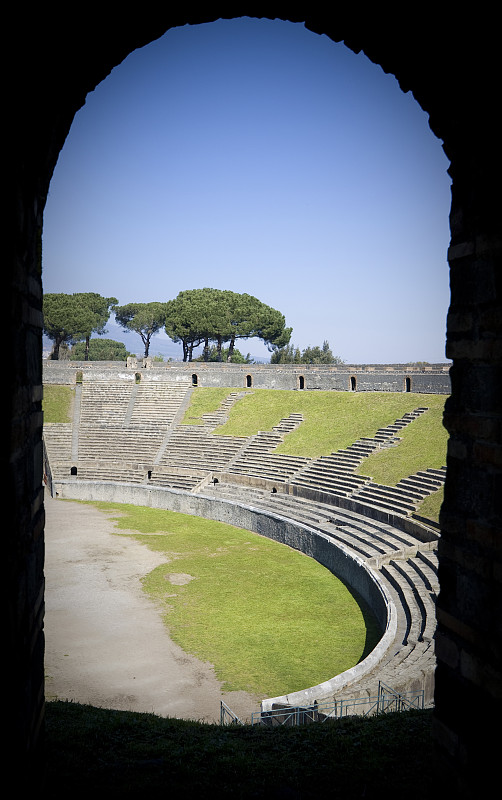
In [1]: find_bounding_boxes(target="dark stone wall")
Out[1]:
[42,360,451,393]
[7,5,501,794]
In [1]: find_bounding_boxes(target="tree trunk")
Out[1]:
[227,335,236,362]
[51,335,62,360]
[203,338,210,361]
[84,335,90,361]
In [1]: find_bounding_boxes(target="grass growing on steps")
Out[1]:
[44,701,437,799]
[191,388,448,459]
[44,385,448,524]
[90,502,380,699]
[181,387,251,425]
[356,394,447,485]
[415,486,444,524]
[42,384,74,423]
[352,394,447,523]
[184,389,448,524]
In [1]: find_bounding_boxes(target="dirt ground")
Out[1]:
[43,493,262,723]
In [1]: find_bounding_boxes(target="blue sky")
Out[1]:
[42,17,452,363]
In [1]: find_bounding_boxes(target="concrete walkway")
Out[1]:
[43,493,261,723]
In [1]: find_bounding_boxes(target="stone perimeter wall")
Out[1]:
[42,360,452,394]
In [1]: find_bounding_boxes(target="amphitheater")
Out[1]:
[43,360,450,720]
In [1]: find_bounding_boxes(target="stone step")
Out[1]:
[353,488,417,513]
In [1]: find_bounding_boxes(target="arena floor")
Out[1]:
[43,493,262,723]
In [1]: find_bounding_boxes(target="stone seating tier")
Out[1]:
[43,424,73,461]
[203,480,437,705]
[350,487,418,514]
[52,386,445,520]
[157,429,247,472]
[362,481,428,503]
[398,474,444,494]
[148,472,202,491]
[209,483,429,561]
[73,462,147,483]
[291,465,369,487]
[79,380,191,428]
[77,428,165,462]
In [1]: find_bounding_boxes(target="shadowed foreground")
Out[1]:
[44,702,440,799]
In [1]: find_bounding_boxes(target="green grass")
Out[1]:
[42,384,74,423]
[88,502,380,698]
[415,486,444,524]
[182,388,448,522]
[355,394,447,485]
[181,387,246,424]
[352,394,447,523]
[44,701,437,798]
[189,388,447,459]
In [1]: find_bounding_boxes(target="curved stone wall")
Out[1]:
[42,360,451,394]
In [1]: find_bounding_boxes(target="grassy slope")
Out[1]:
[182,387,249,424]
[88,501,380,698]
[355,394,447,483]
[42,384,74,423]
[188,387,446,458]
[44,702,437,799]
[185,388,448,521]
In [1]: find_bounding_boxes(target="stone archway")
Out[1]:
[7,7,501,795]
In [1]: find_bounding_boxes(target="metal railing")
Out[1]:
[220,701,244,726]
[249,683,424,727]
[375,681,425,713]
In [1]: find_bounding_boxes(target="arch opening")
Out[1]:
[40,19,452,709]
[40,16,450,707]
[10,8,499,792]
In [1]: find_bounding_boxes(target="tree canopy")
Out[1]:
[70,338,131,361]
[43,292,117,360]
[114,302,167,358]
[194,345,254,364]
[271,340,343,365]
[164,289,217,362]
[164,288,291,362]
[44,289,293,363]
[73,293,118,360]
